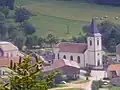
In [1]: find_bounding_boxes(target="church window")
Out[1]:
[70,56,73,61]
[77,56,80,63]
[97,39,99,46]
[58,53,59,59]
[90,39,92,46]
[63,55,66,59]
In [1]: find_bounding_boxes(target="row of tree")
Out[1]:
[0,0,15,10]
[0,6,59,50]
[88,0,120,6]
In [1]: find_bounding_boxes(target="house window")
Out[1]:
[98,53,99,56]
[70,56,73,61]
[11,53,13,57]
[90,39,92,46]
[6,53,9,58]
[97,60,100,66]
[111,71,117,78]
[63,55,66,59]
[77,56,80,63]
[97,39,99,46]
[58,53,59,60]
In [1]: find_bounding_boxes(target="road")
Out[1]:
[49,70,106,90]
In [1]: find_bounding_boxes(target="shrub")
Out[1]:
[91,80,100,90]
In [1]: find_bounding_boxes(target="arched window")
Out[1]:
[90,39,92,46]
[58,53,59,60]
[77,56,80,63]
[97,39,99,45]
[63,55,66,59]
[70,56,73,61]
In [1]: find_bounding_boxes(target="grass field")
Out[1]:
[16,0,120,38]
[57,88,83,90]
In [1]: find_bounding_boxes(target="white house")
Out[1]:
[0,41,24,67]
[53,18,103,67]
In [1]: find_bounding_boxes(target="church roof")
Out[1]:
[88,18,101,36]
[56,42,87,53]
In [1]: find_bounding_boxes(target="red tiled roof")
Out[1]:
[56,42,87,53]
[42,59,80,72]
[108,64,120,71]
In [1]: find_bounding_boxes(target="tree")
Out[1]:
[91,80,100,90]
[25,36,33,49]
[0,12,5,23]
[45,33,58,48]
[38,36,45,48]
[2,56,59,90]
[7,24,16,39]
[0,0,15,10]
[15,8,31,23]
[31,35,38,46]
[0,8,9,18]
[107,38,116,52]
[23,23,36,35]
[14,36,24,50]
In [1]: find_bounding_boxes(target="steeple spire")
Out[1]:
[88,18,101,36]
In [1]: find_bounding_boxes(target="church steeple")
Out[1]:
[88,18,101,36]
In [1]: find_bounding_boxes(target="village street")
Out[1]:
[48,70,106,90]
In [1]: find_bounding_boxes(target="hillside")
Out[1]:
[15,0,120,38]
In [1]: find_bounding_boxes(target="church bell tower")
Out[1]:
[87,18,103,67]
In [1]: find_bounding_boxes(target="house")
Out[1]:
[42,59,80,79]
[116,44,120,62]
[53,18,103,67]
[107,64,120,86]
[0,41,24,67]
[107,64,120,79]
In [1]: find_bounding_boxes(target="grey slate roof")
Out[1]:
[88,18,102,37]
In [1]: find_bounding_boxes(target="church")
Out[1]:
[53,18,103,67]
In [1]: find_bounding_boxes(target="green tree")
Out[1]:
[91,81,100,90]
[22,22,36,36]
[31,35,38,46]
[15,8,31,23]
[14,36,24,50]
[38,36,45,48]
[0,8,9,18]
[107,38,116,52]
[3,56,59,90]
[45,33,58,48]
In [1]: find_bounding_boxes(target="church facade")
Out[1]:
[53,18,103,67]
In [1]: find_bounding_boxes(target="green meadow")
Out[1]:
[16,0,120,38]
